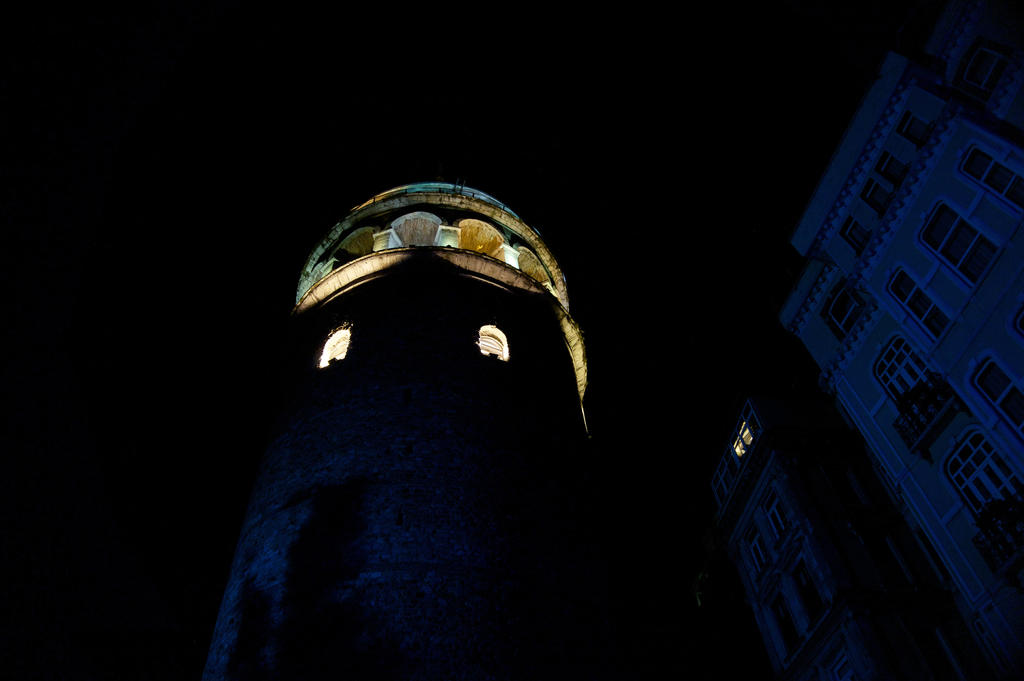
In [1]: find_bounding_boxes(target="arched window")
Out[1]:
[821,280,864,340]
[874,336,928,401]
[477,325,509,361]
[946,429,1021,514]
[888,269,949,339]
[920,203,997,284]
[318,325,352,368]
[973,358,1024,435]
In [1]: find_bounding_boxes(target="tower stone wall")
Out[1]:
[203,189,609,680]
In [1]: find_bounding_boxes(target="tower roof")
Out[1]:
[296,183,570,310]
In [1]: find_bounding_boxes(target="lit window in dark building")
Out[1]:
[763,490,789,539]
[875,336,928,401]
[897,111,930,147]
[732,401,761,459]
[888,269,949,339]
[921,204,997,284]
[874,151,909,186]
[946,430,1022,514]
[974,360,1024,433]
[962,148,1024,210]
[793,560,824,623]
[840,216,871,255]
[860,178,890,214]
[771,594,800,653]
[822,281,864,340]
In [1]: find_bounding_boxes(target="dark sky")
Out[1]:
[5,2,930,678]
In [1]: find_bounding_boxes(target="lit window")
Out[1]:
[897,111,930,147]
[730,401,761,459]
[920,203,997,283]
[318,325,352,368]
[477,324,510,361]
[874,336,928,401]
[946,429,1022,514]
[763,489,788,539]
[962,148,1024,210]
[860,178,890,214]
[822,280,864,340]
[874,151,908,186]
[839,216,870,255]
[973,359,1024,434]
[888,269,949,339]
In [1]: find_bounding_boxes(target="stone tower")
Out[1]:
[202,183,608,680]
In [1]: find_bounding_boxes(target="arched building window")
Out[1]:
[477,325,510,361]
[822,280,864,340]
[962,147,1024,211]
[875,336,928,401]
[318,325,352,368]
[945,429,1022,514]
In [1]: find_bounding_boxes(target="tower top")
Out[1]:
[296,183,570,309]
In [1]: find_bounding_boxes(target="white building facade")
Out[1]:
[781,1,1024,676]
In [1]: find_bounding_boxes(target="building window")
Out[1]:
[712,457,737,507]
[888,269,950,339]
[793,560,824,623]
[829,651,856,681]
[747,527,767,575]
[822,280,864,340]
[318,324,352,368]
[897,111,930,147]
[771,593,800,654]
[860,178,890,214]
[731,400,761,459]
[959,44,1010,100]
[874,336,928,401]
[946,429,1022,514]
[875,151,908,186]
[920,203,997,284]
[973,359,1024,434]
[763,489,789,539]
[962,147,1024,210]
[840,216,870,255]
[477,324,510,361]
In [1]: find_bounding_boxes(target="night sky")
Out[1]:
[5,2,932,678]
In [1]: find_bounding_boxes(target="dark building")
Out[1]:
[201,183,609,680]
[779,0,1024,676]
[708,396,992,680]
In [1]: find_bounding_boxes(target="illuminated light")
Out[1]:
[732,420,755,458]
[499,243,520,267]
[516,246,551,285]
[391,211,441,246]
[372,230,401,251]
[477,325,510,361]
[435,225,460,247]
[318,325,352,368]
[457,218,505,257]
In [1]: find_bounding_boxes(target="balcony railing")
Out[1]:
[892,372,963,461]
[972,494,1024,588]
